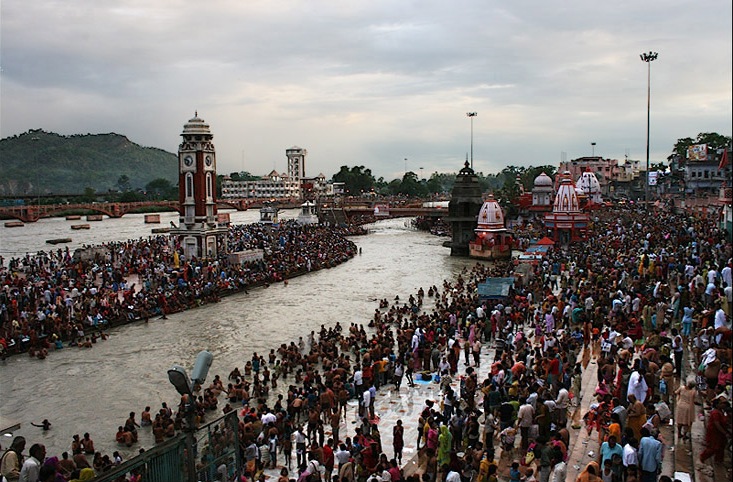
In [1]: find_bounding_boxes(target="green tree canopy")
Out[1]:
[145,178,176,200]
[229,171,260,181]
[331,165,376,195]
[673,132,731,158]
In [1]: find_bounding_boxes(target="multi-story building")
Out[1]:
[221,147,333,200]
[559,156,643,198]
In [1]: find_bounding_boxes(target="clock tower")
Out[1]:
[171,113,228,260]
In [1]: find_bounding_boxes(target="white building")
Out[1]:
[221,147,332,200]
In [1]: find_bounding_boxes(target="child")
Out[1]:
[625,465,638,482]
[601,459,615,482]
[509,461,521,482]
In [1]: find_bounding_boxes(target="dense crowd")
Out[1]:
[1,203,731,482]
[0,221,363,359]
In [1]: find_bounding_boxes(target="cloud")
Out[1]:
[1,0,730,180]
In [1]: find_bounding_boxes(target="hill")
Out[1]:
[0,129,178,196]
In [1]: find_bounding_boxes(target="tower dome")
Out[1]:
[181,112,212,137]
[475,194,505,232]
[553,171,581,213]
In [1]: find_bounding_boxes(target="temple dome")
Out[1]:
[553,171,581,213]
[534,172,553,188]
[576,168,603,203]
[475,194,506,232]
[576,169,602,195]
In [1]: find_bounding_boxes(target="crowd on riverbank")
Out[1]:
[2,204,732,482]
[0,221,365,359]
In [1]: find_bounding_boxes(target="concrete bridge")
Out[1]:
[0,198,446,223]
[0,199,250,223]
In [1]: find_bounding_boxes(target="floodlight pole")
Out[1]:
[641,51,658,206]
[467,112,477,169]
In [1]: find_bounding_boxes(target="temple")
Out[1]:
[468,194,513,259]
[543,171,589,243]
[446,161,484,256]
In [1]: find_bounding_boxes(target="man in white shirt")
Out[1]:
[19,443,45,482]
[555,387,570,427]
[714,303,729,344]
[627,367,648,404]
[549,452,567,482]
[361,388,371,419]
[517,399,535,450]
[622,438,638,468]
[353,367,363,400]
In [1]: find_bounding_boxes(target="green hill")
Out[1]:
[0,129,178,196]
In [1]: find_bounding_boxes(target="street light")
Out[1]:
[168,351,214,482]
[404,158,408,176]
[591,142,596,157]
[466,112,477,169]
[641,51,658,205]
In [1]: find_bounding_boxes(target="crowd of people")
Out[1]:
[0,221,364,359]
[1,203,731,482]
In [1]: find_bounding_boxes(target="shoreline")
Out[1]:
[0,221,369,361]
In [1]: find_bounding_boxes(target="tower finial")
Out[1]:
[195,110,198,117]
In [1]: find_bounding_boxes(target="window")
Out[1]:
[206,173,213,199]
[704,170,709,179]
[185,173,194,198]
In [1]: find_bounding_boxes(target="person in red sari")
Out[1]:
[699,396,731,464]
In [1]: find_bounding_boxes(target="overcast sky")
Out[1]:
[1,0,731,181]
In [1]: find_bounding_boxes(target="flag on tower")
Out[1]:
[719,148,729,170]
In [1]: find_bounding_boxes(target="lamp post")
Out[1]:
[466,112,477,169]
[641,51,658,205]
[404,158,407,176]
[591,142,596,157]
[168,351,214,482]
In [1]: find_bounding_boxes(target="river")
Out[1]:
[0,211,476,460]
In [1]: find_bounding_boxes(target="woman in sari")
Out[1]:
[675,379,697,440]
[437,425,452,467]
[575,461,602,482]
[626,394,645,441]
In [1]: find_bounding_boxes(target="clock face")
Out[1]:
[183,155,194,167]
[205,155,213,167]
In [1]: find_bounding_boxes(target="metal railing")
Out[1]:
[91,411,241,482]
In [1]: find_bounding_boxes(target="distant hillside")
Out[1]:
[0,129,178,196]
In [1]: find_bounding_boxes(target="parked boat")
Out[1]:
[151,227,172,233]
[46,238,72,245]
[144,214,161,224]
[4,221,24,228]
[87,214,103,221]
[71,224,91,230]
[65,215,82,220]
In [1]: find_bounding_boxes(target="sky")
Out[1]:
[1,0,731,182]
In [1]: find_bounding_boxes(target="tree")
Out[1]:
[116,174,131,192]
[673,132,731,158]
[81,187,96,202]
[119,190,144,202]
[145,178,175,200]
[396,171,427,197]
[331,165,376,195]
[229,171,259,181]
